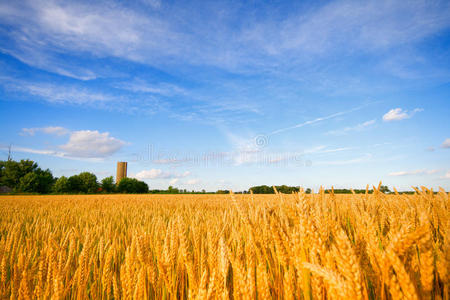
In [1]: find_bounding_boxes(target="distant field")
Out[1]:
[0,190,448,299]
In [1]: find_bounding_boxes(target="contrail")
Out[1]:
[269,105,367,136]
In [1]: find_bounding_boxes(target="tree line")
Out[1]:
[248,185,391,194]
[1,159,398,195]
[0,159,148,194]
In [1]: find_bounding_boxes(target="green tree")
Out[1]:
[136,180,149,194]
[117,178,148,194]
[78,172,99,193]
[101,176,116,193]
[0,159,54,193]
[33,168,54,194]
[68,175,83,193]
[0,159,39,188]
[380,185,391,194]
[249,185,274,194]
[17,172,39,193]
[216,190,230,194]
[53,176,70,194]
[167,186,179,194]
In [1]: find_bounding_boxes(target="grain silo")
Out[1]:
[116,162,127,184]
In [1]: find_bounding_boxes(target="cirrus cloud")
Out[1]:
[21,126,70,136]
[388,169,438,176]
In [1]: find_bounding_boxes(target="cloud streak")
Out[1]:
[21,126,69,136]
[0,145,102,162]
[315,154,372,166]
[326,120,376,136]
[388,169,438,176]
[270,105,367,135]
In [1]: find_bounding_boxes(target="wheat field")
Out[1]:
[0,187,448,299]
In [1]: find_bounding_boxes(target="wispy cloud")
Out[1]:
[169,178,179,185]
[186,179,200,185]
[140,0,161,9]
[326,120,375,136]
[0,77,172,114]
[315,154,372,166]
[0,145,103,162]
[153,158,191,165]
[1,0,449,77]
[4,146,65,157]
[134,169,190,180]
[441,138,450,149]
[382,108,423,122]
[21,126,69,136]
[388,169,438,176]
[5,80,112,105]
[113,79,186,97]
[4,129,127,160]
[270,105,366,135]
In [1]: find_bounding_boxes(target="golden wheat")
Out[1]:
[0,187,448,299]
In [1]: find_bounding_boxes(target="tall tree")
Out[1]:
[0,159,54,193]
[78,172,99,193]
[101,176,116,193]
[53,176,70,194]
[68,175,83,193]
[117,178,148,194]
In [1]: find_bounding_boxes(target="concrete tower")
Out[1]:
[116,162,127,184]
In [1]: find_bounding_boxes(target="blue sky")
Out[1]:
[0,0,449,191]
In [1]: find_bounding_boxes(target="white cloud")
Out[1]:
[59,130,126,158]
[0,145,102,162]
[442,138,450,149]
[180,171,191,177]
[0,0,183,76]
[3,129,126,160]
[135,169,170,179]
[5,146,65,157]
[388,169,438,176]
[442,171,450,179]
[169,178,179,185]
[134,169,191,180]
[382,108,423,122]
[327,119,375,135]
[1,0,448,77]
[186,179,200,185]
[21,126,69,136]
